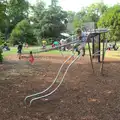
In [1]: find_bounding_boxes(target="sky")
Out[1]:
[28,0,120,12]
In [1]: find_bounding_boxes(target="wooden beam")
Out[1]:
[88,40,94,73]
[100,33,105,75]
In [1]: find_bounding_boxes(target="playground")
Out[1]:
[1,30,120,120]
[1,0,120,119]
[0,50,120,119]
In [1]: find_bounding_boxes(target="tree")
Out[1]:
[0,31,4,45]
[0,47,3,63]
[85,3,108,22]
[97,4,120,42]
[9,19,36,45]
[51,0,58,6]
[0,31,3,63]
[7,0,29,25]
[41,5,67,37]
[73,3,108,29]
[32,0,67,44]
[31,0,46,44]
[67,11,75,23]
[0,1,6,22]
[0,1,7,35]
[6,0,29,38]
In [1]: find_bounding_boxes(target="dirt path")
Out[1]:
[5,53,120,65]
[0,54,120,120]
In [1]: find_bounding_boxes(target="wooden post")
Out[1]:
[88,40,94,73]
[98,34,101,63]
[100,33,105,75]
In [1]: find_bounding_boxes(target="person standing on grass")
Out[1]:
[17,42,23,59]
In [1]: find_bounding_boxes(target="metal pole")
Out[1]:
[88,40,94,73]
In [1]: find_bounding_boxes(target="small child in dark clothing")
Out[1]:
[17,42,23,59]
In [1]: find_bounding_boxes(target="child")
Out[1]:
[42,40,47,49]
[29,51,34,64]
[74,28,86,56]
[17,42,23,59]
[51,40,54,48]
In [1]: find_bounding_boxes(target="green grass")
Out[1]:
[3,47,17,56]
[3,46,40,56]
[2,43,120,60]
[1,43,98,56]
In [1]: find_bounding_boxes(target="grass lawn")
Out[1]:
[3,46,40,57]
[2,43,92,56]
[2,43,120,59]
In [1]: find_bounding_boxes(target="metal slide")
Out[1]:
[23,30,110,106]
[24,33,90,106]
[29,54,81,106]
[24,54,74,104]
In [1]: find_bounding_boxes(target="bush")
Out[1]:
[0,39,4,45]
[0,47,3,63]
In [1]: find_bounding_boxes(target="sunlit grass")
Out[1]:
[2,43,120,60]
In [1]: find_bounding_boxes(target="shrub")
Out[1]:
[0,47,3,63]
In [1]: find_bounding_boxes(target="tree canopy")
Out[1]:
[32,0,67,44]
[97,4,120,42]
[9,19,36,45]
[0,1,7,32]
[0,0,120,45]
[72,3,108,29]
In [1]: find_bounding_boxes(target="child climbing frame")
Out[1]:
[91,31,107,63]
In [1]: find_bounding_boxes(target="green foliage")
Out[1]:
[2,0,30,40]
[7,0,29,26]
[0,31,4,45]
[0,2,6,21]
[51,0,58,6]
[0,47,3,63]
[32,0,67,44]
[97,4,120,42]
[9,19,36,45]
[0,1,8,33]
[0,0,120,47]
[85,3,108,22]
[66,11,75,23]
[72,3,108,29]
